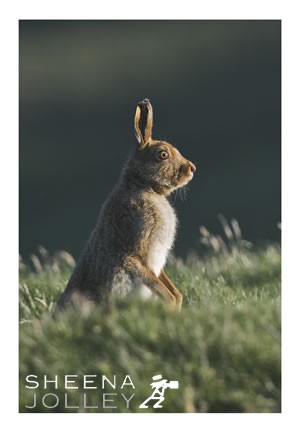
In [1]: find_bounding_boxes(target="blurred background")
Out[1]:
[19,20,281,260]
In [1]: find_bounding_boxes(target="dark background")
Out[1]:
[19,20,281,260]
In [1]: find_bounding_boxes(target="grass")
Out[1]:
[19,222,281,413]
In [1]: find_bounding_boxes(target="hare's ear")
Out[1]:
[134,98,153,147]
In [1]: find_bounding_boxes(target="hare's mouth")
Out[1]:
[177,163,195,182]
[157,171,194,196]
[175,172,194,190]
[180,168,194,182]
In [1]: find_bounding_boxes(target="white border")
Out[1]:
[1,0,299,438]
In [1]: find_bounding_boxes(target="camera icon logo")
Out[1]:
[139,374,179,409]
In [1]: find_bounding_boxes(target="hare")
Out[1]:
[56,98,196,312]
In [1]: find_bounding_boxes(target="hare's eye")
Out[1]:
[159,150,169,160]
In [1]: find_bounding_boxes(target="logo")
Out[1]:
[24,373,179,411]
[139,374,179,409]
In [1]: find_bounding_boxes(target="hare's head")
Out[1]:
[128,98,196,196]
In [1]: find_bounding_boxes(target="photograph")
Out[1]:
[19,19,281,413]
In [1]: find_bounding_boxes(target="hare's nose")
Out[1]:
[189,162,196,173]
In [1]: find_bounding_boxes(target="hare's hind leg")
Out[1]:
[159,270,183,310]
[55,289,95,315]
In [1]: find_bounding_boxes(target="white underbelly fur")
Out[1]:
[142,198,177,297]
[133,239,172,300]
[149,199,177,272]
[135,284,153,300]
[113,200,176,300]
[148,240,171,276]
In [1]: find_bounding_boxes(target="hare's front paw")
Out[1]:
[170,291,182,312]
[175,295,182,312]
[168,295,182,312]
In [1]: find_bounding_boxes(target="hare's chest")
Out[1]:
[148,199,177,276]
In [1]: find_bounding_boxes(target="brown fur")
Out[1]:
[56,98,196,313]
